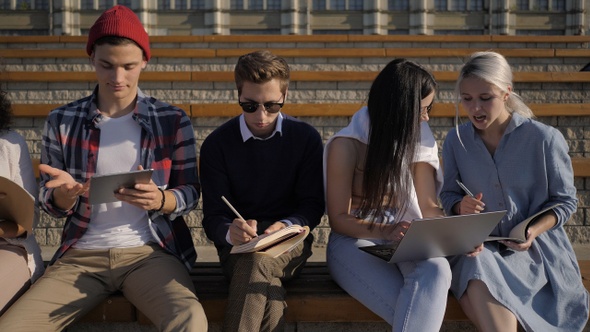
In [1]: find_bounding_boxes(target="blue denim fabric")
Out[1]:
[327,232,451,331]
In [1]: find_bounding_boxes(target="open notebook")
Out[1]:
[0,176,35,234]
[360,210,507,263]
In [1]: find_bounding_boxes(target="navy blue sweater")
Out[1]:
[200,115,325,250]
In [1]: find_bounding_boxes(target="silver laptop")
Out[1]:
[360,210,506,263]
[88,169,154,205]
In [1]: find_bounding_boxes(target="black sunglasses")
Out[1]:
[238,96,285,114]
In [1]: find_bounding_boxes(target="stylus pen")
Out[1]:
[455,179,475,198]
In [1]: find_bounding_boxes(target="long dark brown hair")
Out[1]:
[357,59,437,223]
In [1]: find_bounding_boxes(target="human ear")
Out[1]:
[503,86,512,101]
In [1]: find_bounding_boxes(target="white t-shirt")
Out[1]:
[74,111,154,249]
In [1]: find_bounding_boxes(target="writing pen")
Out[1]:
[221,196,258,238]
[455,179,475,198]
[221,196,245,221]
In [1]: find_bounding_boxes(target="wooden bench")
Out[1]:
[11,102,590,119]
[2,70,590,83]
[79,262,388,324]
[2,48,590,59]
[76,259,590,326]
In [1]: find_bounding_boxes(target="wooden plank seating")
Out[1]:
[76,259,590,326]
[3,70,590,83]
[2,47,590,59]
[12,102,590,119]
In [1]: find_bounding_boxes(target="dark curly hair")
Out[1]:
[0,89,12,132]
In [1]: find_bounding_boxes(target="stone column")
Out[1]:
[281,0,303,35]
[410,0,428,35]
[494,0,511,35]
[52,0,80,36]
[363,0,385,35]
[205,0,228,35]
[566,0,585,35]
[135,0,156,35]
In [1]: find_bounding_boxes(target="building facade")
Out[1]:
[0,0,586,36]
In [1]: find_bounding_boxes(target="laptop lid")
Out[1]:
[360,210,506,263]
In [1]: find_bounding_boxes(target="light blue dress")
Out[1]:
[440,113,589,331]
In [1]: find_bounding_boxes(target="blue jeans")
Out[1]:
[327,232,451,331]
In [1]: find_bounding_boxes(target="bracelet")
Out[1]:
[155,187,165,212]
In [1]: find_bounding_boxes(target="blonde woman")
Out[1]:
[440,51,589,331]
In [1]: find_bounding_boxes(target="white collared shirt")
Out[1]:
[239,112,284,142]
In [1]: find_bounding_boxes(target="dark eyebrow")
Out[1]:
[97,59,141,67]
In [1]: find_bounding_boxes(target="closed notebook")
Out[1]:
[0,175,34,234]
[230,225,310,258]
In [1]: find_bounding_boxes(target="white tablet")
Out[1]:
[88,169,154,204]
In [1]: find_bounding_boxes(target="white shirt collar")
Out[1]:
[239,112,284,142]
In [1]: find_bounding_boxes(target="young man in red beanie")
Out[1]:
[0,5,207,331]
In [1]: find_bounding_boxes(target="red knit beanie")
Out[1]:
[86,5,151,60]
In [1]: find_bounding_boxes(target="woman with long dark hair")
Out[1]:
[324,59,451,331]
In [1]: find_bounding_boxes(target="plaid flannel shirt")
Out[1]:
[39,87,199,270]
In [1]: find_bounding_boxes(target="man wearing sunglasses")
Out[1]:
[200,50,325,331]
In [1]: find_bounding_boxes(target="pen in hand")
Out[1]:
[455,179,475,198]
[221,196,258,238]
[221,196,245,220]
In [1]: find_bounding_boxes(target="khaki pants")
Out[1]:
[0,242,30,316]
[0,244,207,332]
[219,236,313,332]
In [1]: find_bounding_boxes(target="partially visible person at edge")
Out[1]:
[200,50,325,332]
[324,58,451,331]
[440,51,589,331]
[0,5,207,331]
[0,88,44,316]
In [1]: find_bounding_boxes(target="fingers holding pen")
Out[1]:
[229,218,258,245]
[459,192,485,214]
